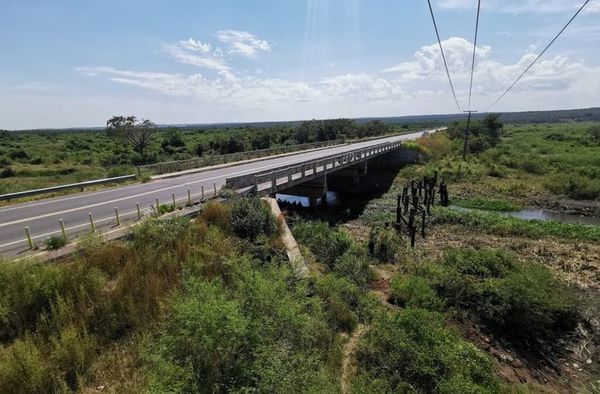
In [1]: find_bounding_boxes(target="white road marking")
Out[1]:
[0,192,205,249]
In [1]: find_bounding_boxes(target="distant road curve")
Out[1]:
[0,129,437,256]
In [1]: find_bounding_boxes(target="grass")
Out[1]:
[453,197,521,212]
[432,206,600,242]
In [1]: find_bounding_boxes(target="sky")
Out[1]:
[1,0,599,130]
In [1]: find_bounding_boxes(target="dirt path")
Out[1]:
[340,324,367,394]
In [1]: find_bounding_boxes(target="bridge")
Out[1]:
[0,129,437,256]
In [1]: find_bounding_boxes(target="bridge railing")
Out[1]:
[226,140,403,195]
[136,139,345,176]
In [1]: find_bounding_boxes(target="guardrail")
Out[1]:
[0,175,136,202]
[137,139,345,176]
[226,140,403,195]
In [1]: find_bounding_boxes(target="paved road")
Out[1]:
[0,130,433,256]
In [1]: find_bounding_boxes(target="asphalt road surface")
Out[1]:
[0,130,434,256]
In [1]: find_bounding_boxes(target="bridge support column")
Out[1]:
[278,176,328,209]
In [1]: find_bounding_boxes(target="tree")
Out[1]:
[106,116,156,158]
[0,130,9,140]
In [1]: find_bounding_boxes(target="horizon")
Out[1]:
[1,1,599,130]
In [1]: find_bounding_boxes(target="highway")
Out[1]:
[0,130,432,256]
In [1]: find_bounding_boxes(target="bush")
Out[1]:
[147,279,249,392]
[199,201,231,230]
[333,246,375,288]
[0,337,51,394]
[544,173,600,200]
[314,275,372,333]
[0,166,16,178]
[435,248,578,345]
[228,197,277,240]
[368,225,404,263]
[49,325,96,390]
[293,221,351,267]
[45,236,67,250]
[390,275,444,311]
[354,309,500,393]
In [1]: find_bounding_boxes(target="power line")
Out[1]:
[426,0,462,112]
[467,0,482,111]
[462,0,482,160]
[486,0,591,111]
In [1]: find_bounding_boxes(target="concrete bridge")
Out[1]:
[0,129,439,256]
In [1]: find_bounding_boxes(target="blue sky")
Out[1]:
[1,0,599,129]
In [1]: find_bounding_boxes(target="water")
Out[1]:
[276,191,343,208]
[507,209,600,226]
[452,206,600,227]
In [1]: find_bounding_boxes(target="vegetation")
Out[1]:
[353,308,500,393]
[432,206,600,241]
[0,117,411,196]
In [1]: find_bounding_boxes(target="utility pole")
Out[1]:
[462,110,478,159]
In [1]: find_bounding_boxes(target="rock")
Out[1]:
[586,359,592,365]
[97,385,106,391]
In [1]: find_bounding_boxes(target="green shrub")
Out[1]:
[45,235,67,250]
[354,309,500,393]
[368,225,404,263]
[229,197,277,240]
[147,279,250,392]
[390,275,444,311]
[314,275,371,333]
[435,248,578,345]
[544,173,600,200]
[333,246,375,288]
[293,221,351,267]
[0,337,51,394]
[129,216,190,250]
[49,325,96,390]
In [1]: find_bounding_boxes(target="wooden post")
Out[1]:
[136,202,142,220]
[89,213,96,233]
[114,207,120,226]
[213,183,217,196]
[25,227,34,249]
[187,189,192,206]
[156,198,160,213]
[201,186,205,200]
[172,193,176,209]
[59,219,67,240]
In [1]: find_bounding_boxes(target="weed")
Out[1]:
[293,221,351,267]
[45,235,67,250]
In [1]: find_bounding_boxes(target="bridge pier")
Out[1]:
[278,176,328,209]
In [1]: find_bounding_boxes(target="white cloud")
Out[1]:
[216,30,271,58]
[68,36,600,129]
[179,38,212,53]
[163,43,228,72]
